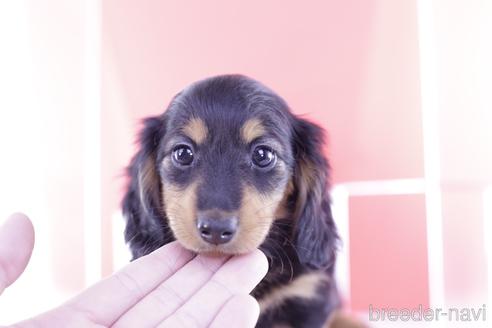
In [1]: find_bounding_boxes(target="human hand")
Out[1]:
[1,213,268,327]
[0,213,35,297]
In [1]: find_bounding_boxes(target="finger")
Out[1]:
[114,254,229,328]
[0,212,35,295]
[210,294,260,328]
[157,249,268,328]
[66,241,194,326]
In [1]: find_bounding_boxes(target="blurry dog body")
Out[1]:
[122,75,340,327]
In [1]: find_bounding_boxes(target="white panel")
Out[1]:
[416,0,445,311]
[83,0,102,286]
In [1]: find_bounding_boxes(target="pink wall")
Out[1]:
[350,195,429,309]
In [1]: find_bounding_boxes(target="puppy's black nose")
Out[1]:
[197,216,238,245]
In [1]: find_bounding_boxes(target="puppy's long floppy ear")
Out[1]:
[291,117,338,271]
[122,115,172,259]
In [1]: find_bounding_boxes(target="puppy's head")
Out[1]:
[123,75,337,269]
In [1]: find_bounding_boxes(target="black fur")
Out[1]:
[122,75,340,327]
[291,118,338,271]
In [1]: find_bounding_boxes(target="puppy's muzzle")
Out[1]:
[196,215,238,245]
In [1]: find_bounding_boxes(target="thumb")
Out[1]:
[0,212,35,295]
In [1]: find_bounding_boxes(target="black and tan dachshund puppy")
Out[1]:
[122,75,341,327]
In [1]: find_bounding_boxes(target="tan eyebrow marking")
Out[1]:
[241,118,265,143]
[182,117,208,144]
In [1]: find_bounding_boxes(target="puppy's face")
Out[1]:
[155,77,294,254]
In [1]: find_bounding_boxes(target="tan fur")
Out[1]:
[162,178,287,254]
[227,184,286,254]
[274,179,294,218]
[259,272,329,313]
[299,158,318,188]
[162,182,201,251]
[182,117,208,144]
[294,158,324,218]
[326,311,370,328]
[138,157,160,214]
[241,118,265,143]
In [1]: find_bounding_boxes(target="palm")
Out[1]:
[0,213,267,328]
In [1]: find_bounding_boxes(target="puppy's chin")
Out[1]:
[175,238,262,256]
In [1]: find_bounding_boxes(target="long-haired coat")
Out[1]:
[122,75,340,327]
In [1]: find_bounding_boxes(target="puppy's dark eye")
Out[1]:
[252,146,276,168]
[172,145,194,166]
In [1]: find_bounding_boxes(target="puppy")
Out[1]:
[122,75,340,327]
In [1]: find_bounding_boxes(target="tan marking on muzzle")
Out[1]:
[228,184,285,254]
[162,182,202,251]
